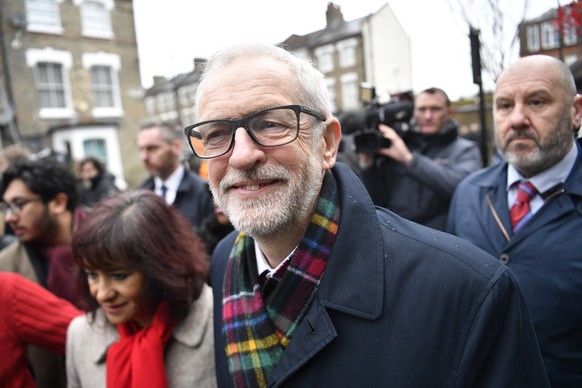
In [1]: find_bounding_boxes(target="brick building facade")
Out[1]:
[0,0,147,188]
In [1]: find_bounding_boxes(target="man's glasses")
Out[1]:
[184,105,325,159]
[1,197,42,216]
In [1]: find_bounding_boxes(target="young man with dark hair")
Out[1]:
[0,157,86,388]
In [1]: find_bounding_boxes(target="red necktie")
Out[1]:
[510,181,537,232]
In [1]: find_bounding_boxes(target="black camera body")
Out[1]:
[339,86,414,154]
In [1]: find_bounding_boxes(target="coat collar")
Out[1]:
[316,163,384,320]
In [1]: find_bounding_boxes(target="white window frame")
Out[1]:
[26,48,73,119]
[164,92,177,111]
[51,125,127,190]
[181,106,196,127]
[326,78,337,114]
[74,0,115,39]
[144,96,156,115]
[541,22,559,49]
[526,25,540,52]
[25,0,64,34]
[178,86,189,106]
[156,94,166,112]
[337,38,358,68]
[564,24,577,46]
[315,44,335,73]
[340,73,360,110]
[82,52,123,118]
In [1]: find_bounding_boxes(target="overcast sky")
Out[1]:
[132,0,551,101]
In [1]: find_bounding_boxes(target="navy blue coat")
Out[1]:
[140,168,214,230]
[448,141,582,388]
[211,163,549,388]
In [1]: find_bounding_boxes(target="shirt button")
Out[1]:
[499,253,510,265]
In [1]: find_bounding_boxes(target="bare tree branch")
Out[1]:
[448,0,530,82]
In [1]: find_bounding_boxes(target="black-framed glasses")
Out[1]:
[1,196,42,216]
[183,104,325,159]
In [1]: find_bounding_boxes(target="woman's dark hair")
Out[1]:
[79,156,105,176]
[71,189,209,322]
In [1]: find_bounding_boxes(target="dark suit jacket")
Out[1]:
[211,163,549,388]
[141,168,214,230]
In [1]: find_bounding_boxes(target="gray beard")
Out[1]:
[212,158,323,239]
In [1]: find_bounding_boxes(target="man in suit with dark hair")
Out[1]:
[137,120,213,229]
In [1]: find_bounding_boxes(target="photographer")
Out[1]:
[358,87,481,231]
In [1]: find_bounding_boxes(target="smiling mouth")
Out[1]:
[232,179,277,192]
[103,303,126,314]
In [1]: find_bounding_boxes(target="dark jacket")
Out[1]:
[447,141,582,388]
[140,168,214,230]
[360,121,481,231]
[211,162,549,388]
[78,172,120,209]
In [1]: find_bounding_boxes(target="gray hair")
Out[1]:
[195,42,332,138]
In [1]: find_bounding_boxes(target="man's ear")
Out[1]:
[48,192,69,215]
[322,118,342,170]
[572,94,582,130]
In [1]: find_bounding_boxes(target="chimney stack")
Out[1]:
[326,2,344,29]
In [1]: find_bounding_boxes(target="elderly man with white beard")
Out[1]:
[184,42,549,388]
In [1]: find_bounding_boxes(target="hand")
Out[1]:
[376,124,414,166]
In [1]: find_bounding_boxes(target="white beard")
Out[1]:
[212,156,323,239]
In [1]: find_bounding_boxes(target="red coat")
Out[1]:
[0,273,81,388]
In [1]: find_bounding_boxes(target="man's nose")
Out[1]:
[228,127,267,169]
[510,104,528,128]
[422,109,435,120]
[4,209,17,223]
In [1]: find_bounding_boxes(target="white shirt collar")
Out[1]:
[255,239,296,277]
[507,142,577,194]
[154,164,184,204]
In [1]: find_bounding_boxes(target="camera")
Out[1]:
[339,84,414,154]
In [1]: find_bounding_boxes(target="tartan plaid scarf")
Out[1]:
[222,171,340,388]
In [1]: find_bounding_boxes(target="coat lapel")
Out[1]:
[269,298,337,386]
[268,163,385,386]
[475,163,512,251]
[508,146,582,247]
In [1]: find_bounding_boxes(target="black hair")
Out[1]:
[1,158,78,211]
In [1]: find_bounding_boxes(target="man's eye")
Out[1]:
[206,128,230,140]
[530,99,544,107]
[201,124,230,144]
[259,120,284,129]
[252,119,288,132]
